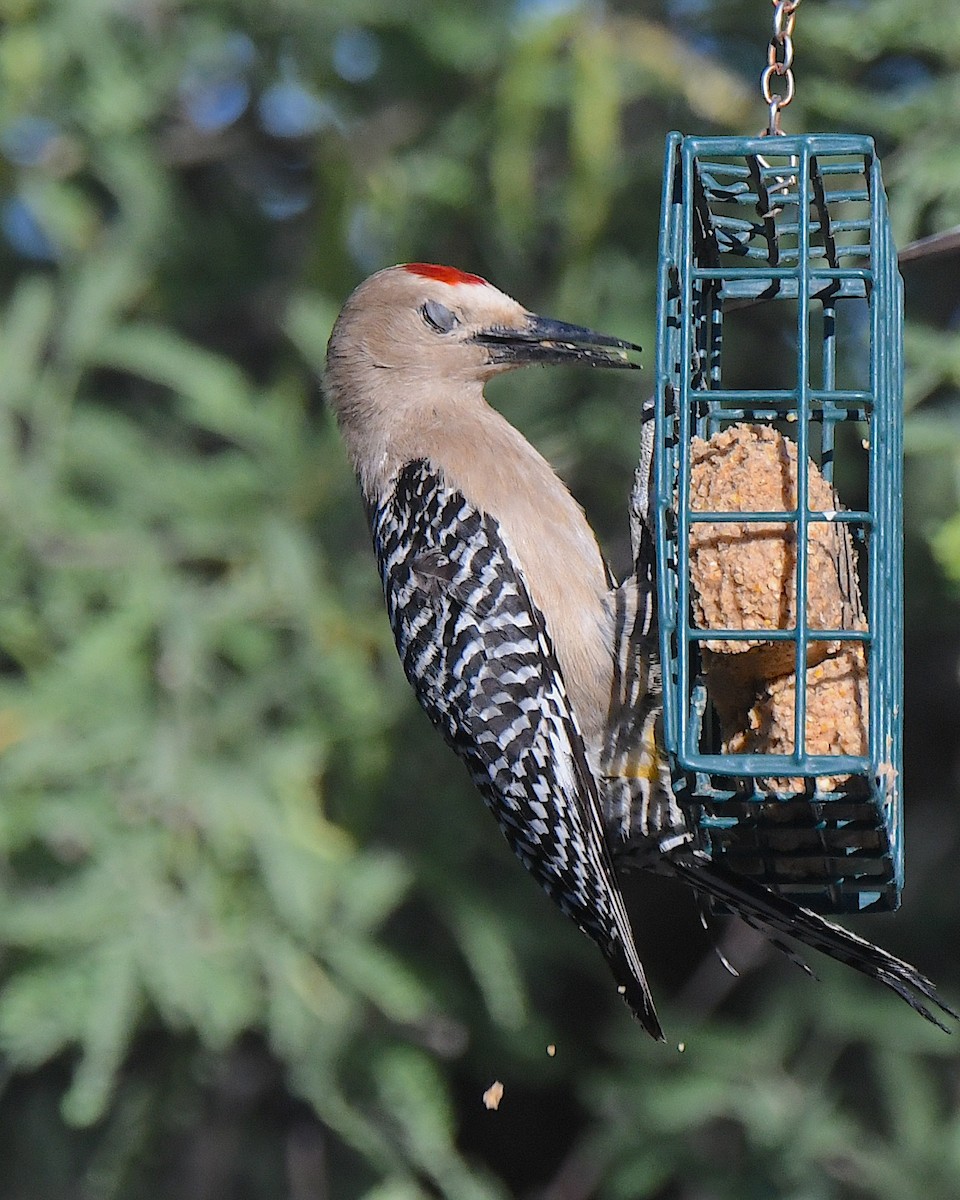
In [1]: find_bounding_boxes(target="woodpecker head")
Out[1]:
[326,261,640,394]
[324,263,641,492]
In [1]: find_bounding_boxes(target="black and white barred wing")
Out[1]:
[371,459,662,1037]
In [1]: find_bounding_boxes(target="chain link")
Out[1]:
[761,0,801,135]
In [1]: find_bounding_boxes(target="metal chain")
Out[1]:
[761,0,801,135]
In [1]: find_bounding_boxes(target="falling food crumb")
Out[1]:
[678,1042,686,1053]
[546,1044,556,1057]
[482,1081,504,1111]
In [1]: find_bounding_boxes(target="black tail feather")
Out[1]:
[606,935,664,1041]
[667,852,958,1033]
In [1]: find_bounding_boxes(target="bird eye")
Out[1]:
[421,299,459,334]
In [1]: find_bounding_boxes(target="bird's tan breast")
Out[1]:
[406,408,616,746]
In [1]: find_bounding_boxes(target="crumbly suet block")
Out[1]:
[687,424,867,790]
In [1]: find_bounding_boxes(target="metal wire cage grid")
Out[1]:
[653,132,903,912]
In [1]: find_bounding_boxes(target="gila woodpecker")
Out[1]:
[325,263,955,1035]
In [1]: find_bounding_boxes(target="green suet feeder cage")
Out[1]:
[653,131,903,913]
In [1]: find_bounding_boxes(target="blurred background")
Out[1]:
[1,1,960,1197]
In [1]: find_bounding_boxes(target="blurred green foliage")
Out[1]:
[0,1,959,1197]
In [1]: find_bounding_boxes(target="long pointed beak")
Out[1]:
[473,313,642,369]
